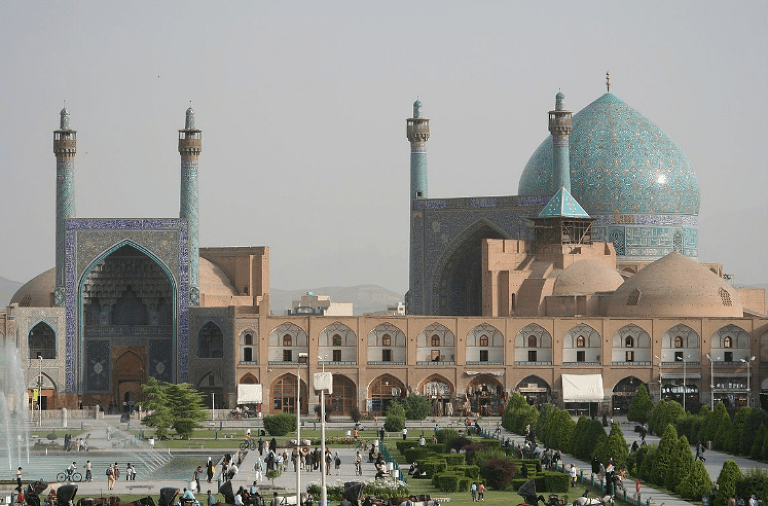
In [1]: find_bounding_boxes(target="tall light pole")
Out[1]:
[706,354,721,411]
[740,356,756,405]
[315,356,331,506]
[38,354,43,427]
[676,355,690,412]
[296,353,307,506]
[654,355,663,402]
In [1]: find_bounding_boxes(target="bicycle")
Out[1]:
[239,439,257,451]
[56,470,83,482]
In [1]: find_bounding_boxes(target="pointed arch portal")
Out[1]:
[434,221,507,316]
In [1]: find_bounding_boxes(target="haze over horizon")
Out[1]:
[1,1,766,294]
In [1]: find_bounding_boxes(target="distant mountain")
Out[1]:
[269,285,404,316]
[0,276,23,308]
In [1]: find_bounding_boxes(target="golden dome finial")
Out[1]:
[606,71,611,92]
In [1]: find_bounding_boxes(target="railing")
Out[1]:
[416,361,455,365]
[238,361,258,366]
[465,361,504,365]
[514,361,552,366]
[563,361,601,366]
[611,361,652,366]
[367,361,406,365]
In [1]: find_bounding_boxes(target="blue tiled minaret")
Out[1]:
[407,100,430,199]
[178,106,201,305]
[53,108,76,306]
[549,91,572,192]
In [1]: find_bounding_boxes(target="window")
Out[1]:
[719,287,732,307]
[28,322,56,359]
[244,348,253,362]
[723,336,732,348]
[208,374,215,387]
[431,335,440,347]
[245,333,253,345]
[431,350,440,361]
[724,351,733,362]
[382,349,392,362]
[283,334,292,347]
[527,335,537,348]
[479,335,489,347]
[479,350,489,362]
[674,351,683,362]
[528,350,537,362]
[198,322,223,358]
[625,336,634,348]
[283,349,292,362]
[627,288,641,306]
[332,349,341,362]
[626,351,635,362]
[382,335,392,347]
[674,336,683,348]
[576,335,586,348]
[333,334,342,346]
[577,351,586,362]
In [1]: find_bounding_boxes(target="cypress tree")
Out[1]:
[714,460,744,506]
[749,424,766,460]
[666,435,694,492]
[627,384,653,423]
[650,424,678,486]
[676,459,713,500]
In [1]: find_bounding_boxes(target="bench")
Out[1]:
[223,433,237,439]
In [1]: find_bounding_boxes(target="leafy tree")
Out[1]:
[714,460,743,506]
[712,404,733,451]
[649,399,685,436]
[738,468,768,505]
[482,458,518,490]
[740,408,768,456]
[384,401,405,432]
[750,424,767,460]
[676,459,713,500]
[666,435,693,492]
[726,406,750,454]
[139,377,207,438]
[627,384,653,423]
[401,393,431,420]
[266,468,282,486]
[636,444,658,483]
[606,422,629,469]
[650,424,678,486]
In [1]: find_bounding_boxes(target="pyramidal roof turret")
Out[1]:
[538,186,590,218]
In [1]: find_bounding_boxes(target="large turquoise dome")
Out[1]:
[519,93,700,215]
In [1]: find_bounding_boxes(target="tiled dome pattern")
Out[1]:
[518,93,700,216]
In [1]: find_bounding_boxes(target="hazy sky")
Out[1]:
[1,1,766,295]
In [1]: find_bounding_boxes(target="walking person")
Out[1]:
[402,427,408,440]
[84,461,92,482]
[106,464,115,491]
[194,466,203,492]
[334,452,341,475]
[207,461,215,483]
[16,467,22,493]
[477,483,485,501]
[471,482,477,502]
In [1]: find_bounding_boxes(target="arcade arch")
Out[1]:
[367,374,405,415]
[515,324,552,363]
[270,373,307,415]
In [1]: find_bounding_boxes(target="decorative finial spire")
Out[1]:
[185,103,195,130]
[59,103,71,130]
[606,71,611,92]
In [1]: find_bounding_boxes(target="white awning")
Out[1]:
[562,374,604,402]
[237,384,263,404]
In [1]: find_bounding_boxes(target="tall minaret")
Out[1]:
[178,106,201,305]
[53,107,76,306]
[549,91,572,192]
[406,99,430,200]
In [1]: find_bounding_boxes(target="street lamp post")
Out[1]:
[315,356,331,506]
[740,356,756,405]
[706,354,721,411]
[38,354,43,427]
[676,355,690,412]
[654,355,663,402]
[296,353,307,506]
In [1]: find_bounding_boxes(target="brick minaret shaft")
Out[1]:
[53,108,77,303]
[179,106,201,305]
[549,91,573,192]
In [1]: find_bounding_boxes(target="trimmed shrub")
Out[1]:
[447,436,471,452]
[542,471,570,493]
[420,458,448,477]
[444,453,466,466]
[482,458,518,490]
[263,412,296,436]
[436,428,460,444]
[463,443,489,463]
[738,468,768,505]
[433,472,469,492]
[650,424,678,486]
[403,447,432,464]
[402,394,431,420]
[666,435,694,492]
[384,402,406,432]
